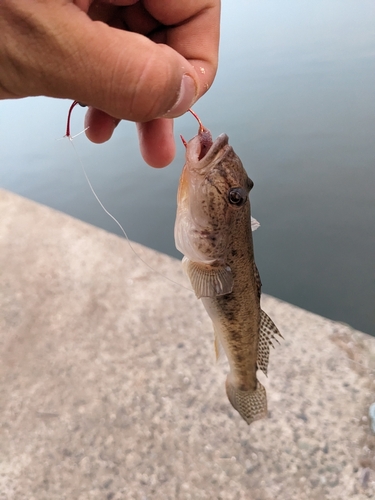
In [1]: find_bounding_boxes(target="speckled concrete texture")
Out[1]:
[1,188,374,500]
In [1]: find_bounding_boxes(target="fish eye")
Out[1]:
[228,188,247,207]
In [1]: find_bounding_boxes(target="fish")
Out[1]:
[174,111,281,425]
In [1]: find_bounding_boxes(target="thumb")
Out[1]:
[63,16,199,121]
[0,2,199,121]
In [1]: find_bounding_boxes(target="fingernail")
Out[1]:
[164,74,197,118]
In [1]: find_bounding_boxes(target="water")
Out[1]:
[1,0,374,335]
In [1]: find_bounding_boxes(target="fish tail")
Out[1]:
[225,377,267,425]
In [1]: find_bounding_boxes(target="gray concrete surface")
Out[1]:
[0,188,374,500]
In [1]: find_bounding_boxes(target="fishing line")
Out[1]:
[64,106,193,293]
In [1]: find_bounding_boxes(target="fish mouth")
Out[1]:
[186,132,230,170]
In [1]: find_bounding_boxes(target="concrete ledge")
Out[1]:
[1,188,374,500]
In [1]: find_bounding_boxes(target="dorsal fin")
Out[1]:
[257,310,283,376]
[252,262,262,300]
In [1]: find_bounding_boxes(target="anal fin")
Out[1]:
[257,310,283,376]
[213,325,226,363]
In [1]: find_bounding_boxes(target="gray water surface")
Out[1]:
[1,0,374,335]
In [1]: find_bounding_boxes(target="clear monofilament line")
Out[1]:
[66,136,193,293]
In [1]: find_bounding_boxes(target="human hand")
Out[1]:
[0,0,220,167]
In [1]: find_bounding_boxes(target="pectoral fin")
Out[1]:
[251,217,260,231]
[182,257,233,298]
[257,310,283,376]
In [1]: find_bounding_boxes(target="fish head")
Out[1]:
[175,130,254,265]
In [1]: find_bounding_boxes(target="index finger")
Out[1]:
[124,0,221,101]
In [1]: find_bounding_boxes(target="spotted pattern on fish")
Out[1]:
[257,310,283,376]
[175,126,282,425]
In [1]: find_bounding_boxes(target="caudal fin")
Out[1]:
[225,378,267,425]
